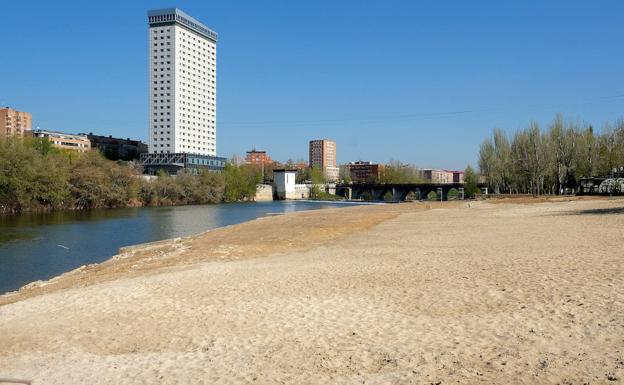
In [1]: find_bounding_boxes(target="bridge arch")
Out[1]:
[447,187,460,200]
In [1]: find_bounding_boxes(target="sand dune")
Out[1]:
[1,199,623,384]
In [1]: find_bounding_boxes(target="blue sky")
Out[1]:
[1,1,623,169]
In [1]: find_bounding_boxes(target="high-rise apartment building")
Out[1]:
[0,107,32,138]
[143,8,225,174]
[309,139,339,182]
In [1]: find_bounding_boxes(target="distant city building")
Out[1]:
[344,161,384,183]
[245,149,272,167]
[32,130,91,152]
[83,133,147,161]
[0,107,32,138]
[143,8,224,174]
[422,169,463,184]
[309,139,339,182]
[140,152,226,175]
[423,169,451,184]
[450,170,464,183]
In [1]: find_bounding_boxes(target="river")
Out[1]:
[0,201,363,294]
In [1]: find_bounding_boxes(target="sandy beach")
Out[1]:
[1,198,623,384]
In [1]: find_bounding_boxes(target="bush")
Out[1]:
[0,137,258,214]
[223,163,261,202]
[427,191,439,201]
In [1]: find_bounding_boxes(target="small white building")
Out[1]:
[273,169,298,200]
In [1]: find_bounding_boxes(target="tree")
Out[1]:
[296,167,311,183]
[223,163,261,202]
[379,160,424,184]
[574,125,597,179]
[477,114,624,196]
[31,137,57,156]
[478,139,496,191]
[492,129,512,193]
[547,115,579,194]
[309,166,326,199]
[69,152,113,209]
[464,165,479,198]
[478,129,513,194]
[339,167,352,184]
[310,166,325,185]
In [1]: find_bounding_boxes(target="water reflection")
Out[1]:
[0,201,358,293]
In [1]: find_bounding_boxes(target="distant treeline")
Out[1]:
[0,137,261,214]
[478,115,624,196]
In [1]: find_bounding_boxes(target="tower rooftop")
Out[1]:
[147,8,217,42]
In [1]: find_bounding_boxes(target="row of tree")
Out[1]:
[0,137,261,214]
[478,115,624,196]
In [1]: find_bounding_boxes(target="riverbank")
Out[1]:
[0,202,407,305]
[0,200,371,295]
[1,198,623,384]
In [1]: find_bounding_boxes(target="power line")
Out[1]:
[218,93,624,128]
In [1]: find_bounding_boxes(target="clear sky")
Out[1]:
[1,0,623,169]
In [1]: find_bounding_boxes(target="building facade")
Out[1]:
[32,130,91,152]
[144,8,224,174]
[84,133,147,161]
[309,139,339,182]
[245,149,272,167]
[0,107,32,138]
[422,169,463,184]
[140,152,225,175]
[344,161,383,183]
[273,169,298,200]
[450,170,464,183]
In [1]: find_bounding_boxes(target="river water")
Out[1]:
[0,201,361,294]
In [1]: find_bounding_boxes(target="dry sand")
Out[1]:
[1,199,623,384]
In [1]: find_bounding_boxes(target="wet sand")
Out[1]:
[1,198,623,384]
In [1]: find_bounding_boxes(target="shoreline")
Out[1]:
[1,195,614,301]
[0,200,373,296]
[0,201,415,306]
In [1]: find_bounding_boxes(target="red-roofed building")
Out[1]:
[245,149,272,167]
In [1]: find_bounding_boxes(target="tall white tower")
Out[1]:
[147,8,217,156]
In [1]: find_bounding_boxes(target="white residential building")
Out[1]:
[273,169,298,200]
[147,8,217,156]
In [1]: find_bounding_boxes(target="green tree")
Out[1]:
[339,167,352,184]
[464,165,479,198]
[31,137,57,156]
[223,162,261,202]
[309,166,326,199]
[379,160,424,184]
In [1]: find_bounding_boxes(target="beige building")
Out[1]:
[32,130,91,152]
[0,107,32,138]
[309,139,339,182]
[423,169,464,184]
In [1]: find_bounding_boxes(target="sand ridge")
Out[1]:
[1,199,623,384]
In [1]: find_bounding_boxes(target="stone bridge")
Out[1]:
[335,183,469,202]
